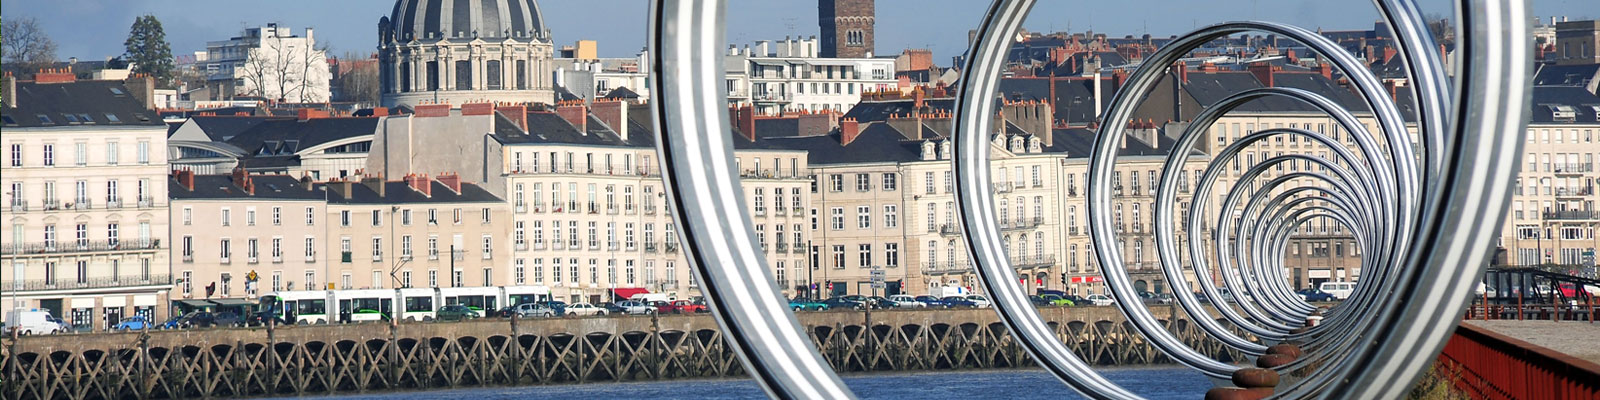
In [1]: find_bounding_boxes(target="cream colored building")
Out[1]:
[323,175,510,294]
[169,171,327,301]
[1501,113,1599,267]
[2,75,173,330]
[496,100,813,303]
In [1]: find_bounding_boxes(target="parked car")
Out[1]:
[1084,294,1115,306]
[436,305,479,321]
[913,295,953,308]
[212,311,244,327]
[886,295,927,308]
[940,296,980,308]
[822,297,868,310]
[111,315,154,331]
[1318,282,1355,300]
[175,312,218,328]
[1296,289,1337,302]
[1034,294,1074,306]
[789,298,830,311]
[657,300,708,314]
[564,303,606,317]
[490,306,518,318]
[612,300,658,315]
[964,295,992,308]
[543,301,569,316]
[513,303,557,318]
[3,310,67,335]
[837,295,886,309]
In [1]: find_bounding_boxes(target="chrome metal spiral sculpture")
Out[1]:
[645,0,1533,398]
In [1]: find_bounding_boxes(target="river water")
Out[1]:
[267,366,1213,400]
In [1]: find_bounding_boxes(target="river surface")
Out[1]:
[267,366,1214,399]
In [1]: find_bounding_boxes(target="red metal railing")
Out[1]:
[1436,323,1600,399]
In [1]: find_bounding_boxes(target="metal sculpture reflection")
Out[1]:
[645,0,1532,398]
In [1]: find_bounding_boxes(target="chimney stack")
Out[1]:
[370,107,389,117]
[839,118,862,145]
[124,74,155,110]
[327,178,355,200]
[173,169,196,191]
[796,110,838,137]
[405,173,432,197]
[3,73,15,108]
[414,103,452,117]
[590,99,629,141]
[296,108,331,121]
[1248,63,1275,87]
[555,100,588,133]
[460,102,495,116]
[437,172,462,194]
[1318,63,1333,80]
[1382,46,1398,64]
[34,68,76,84]
[912,87,925,110]
[728,104,756,141]
[496,104,528,131]
[361,174,386,197]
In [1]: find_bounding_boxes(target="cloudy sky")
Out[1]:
[5,0,1594,63]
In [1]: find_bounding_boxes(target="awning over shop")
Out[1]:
[172,299,214,312]
[610,288,650,301]
[208,298,256,312]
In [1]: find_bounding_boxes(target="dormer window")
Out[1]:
[1029,137,1042,153]
[939,141,952,160]
[921,141,936,160]
[1010,136,1024,153]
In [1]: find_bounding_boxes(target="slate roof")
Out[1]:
[841,98,956,123]
[1529,86,1600,124]
[3,80,161,127]
[1532,64,1600,87]
[1043,128,1200,158]
[172,116,292,141]
[225,117,380,157]
[602,86,641,100]
[753,123,923,165]
[494,111,655,148]
[327,180,503,204]
[170,175,325,200]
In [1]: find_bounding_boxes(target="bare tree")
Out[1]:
[3,16,59,75]
[336,53,381,106]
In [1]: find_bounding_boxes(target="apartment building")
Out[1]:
[496,99,813,303]
[323,174,510,293]
[166,112,381,180]
[730,37,898,115]
[2,73,173,330]
[169,171,326,302]
[1501,85,1599,267]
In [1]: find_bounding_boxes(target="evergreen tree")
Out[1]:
[123,15,174,85]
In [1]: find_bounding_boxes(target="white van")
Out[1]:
[629,293,672,304]
[1319,282,1356,300]
[3,309,67,335]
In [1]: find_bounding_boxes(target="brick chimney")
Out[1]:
[34,68,76,84]
[361,174,386,197]
[496,105,528,131]
[912,87,925,110]
[590,99,628,141]
[414,103,452,117]
[1285,48,1299,65]
[1199,62,1219,73]
[1382,46,1398,64]
[173,169,196,191]
[124,75,155,110]
[404,173,432,197]
[1248,63,1275,87]
[887,112,924,140]
[436,172,462,194]
[555,100,588,133]
[1111,69,1129,94]
[839,118,862,145]
[326,178,355,200]
[1383,80,1399,102]
[1318,63,1333,80]
[729,105,756,141]
[296,108,331,121]
[460,102,494,116]
[796,110,838,137]
[1175,62,1189,84]
[370,107,389,117]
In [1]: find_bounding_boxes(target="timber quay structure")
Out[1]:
[1,306,1250,400]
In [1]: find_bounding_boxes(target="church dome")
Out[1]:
[387,0,546,42]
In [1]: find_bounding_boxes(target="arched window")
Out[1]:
[946,239,957,267]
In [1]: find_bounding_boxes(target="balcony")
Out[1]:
[41,200,60,211]
[740,170,781,180]
[1069,226,1081,236]
[1012,254,1056,268]
[182,252,194,262]
[9,273,172,292]
[607,241,619,251]
[531,203,545,213]
[922,260,970,275]
[773,207,786,217]
[1552,163,1594,175]
[776,242,788,253]
[607,206,619,215]
[1553,187,1594,197]
[515,203,527,213]
[305,251,316,262]
[9,201,27,212]
[372,253,383,262]
[754,208,767,217]
[644,206,658,215]
[553,240,566,250]
[752,92,793,103]
[645,243,659,253]
[2,239,162,256]
[137,196,154,208]
[71,199,92,210]
[992,182,1014,193]
[940,223,961,236]
[792,207,805,216]
[665,242,679,253]
[105,199,123,209]
[792,243,806,253]
[516,241,529,251]
[532,242,546,250]
[625,205,637,215]
[589,240,600,250]
[1544,210,1600,221]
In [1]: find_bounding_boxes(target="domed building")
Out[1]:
[378,0,555,108]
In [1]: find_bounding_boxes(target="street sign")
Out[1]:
[869,269,885,281]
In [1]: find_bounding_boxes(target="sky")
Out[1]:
[4,0,1596,64]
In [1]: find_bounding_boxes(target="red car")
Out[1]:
[654,300,707,314]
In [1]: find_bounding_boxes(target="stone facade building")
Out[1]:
[169,172,326,302]
[2,73,173,329]
[378,0,556,108]
[818,0,875,58]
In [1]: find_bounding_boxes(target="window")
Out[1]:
[306,207,316,225]
[831,207,845,230]
[882,173,897,191]
[884,205,898,228]
[830,174,844,192]
[137,141,149,164]
[43,144,54,166]
[8,144,19,166]
[859,244,873,267]
[183,207,193,225]
[856,173,871,191]
[271,207,282,225]
[371,210,381,226]
[221,208,232,226]
[857,206,871,229]
[832,245,846,269]
[340,210,350,226]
